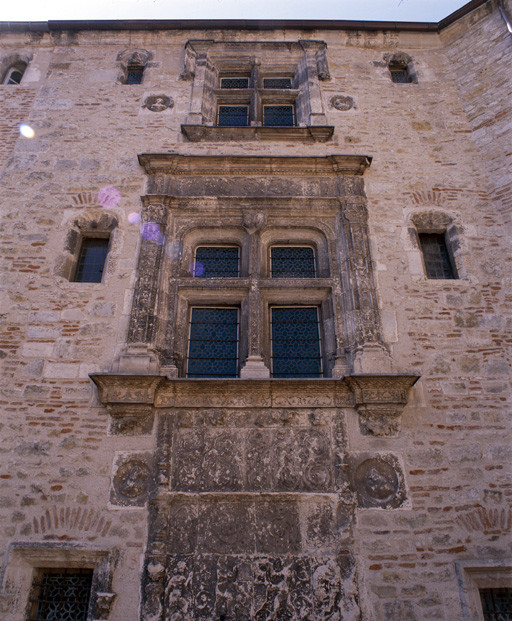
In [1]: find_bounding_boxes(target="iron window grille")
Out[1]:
[479,588,512,620]
[390,66,411,83]
[263,77,292,89]
[263,105,295,127]
[220,77,250,89]
[271,306,323,378]
[28,568,93,621]
[217,105,249,126]
[193,246,240,277]
[126,65,144,84]
[418,233,457,279]
[74,237,110,283]
[270,246,316,278]
[187,307,239,378]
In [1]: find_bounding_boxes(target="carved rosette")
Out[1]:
[345,374,419,436]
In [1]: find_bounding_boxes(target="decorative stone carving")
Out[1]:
[351,454,406,508]
[330,95,355,111]
[143,94,173,112]
[111,454,153,506]
[346,374,420,435]
[94,592,117,620]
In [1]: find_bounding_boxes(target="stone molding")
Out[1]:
[181,124,334,142]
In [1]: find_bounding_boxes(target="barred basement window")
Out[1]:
[479,588,512,620]
[263,105,295,127]
[389,66,410,83]
[193,246,240,277]
[126,64,144,84]
[217,105,249,126]
[419,233,457,279]
[270,246,316,278]
[220,77,249,89]
[271,307,323,378]
[74,237,110,283]
[263,77,292,89]
[28,568,93,621]
[187,307,239,378]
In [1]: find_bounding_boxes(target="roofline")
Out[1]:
[0,0,490,34]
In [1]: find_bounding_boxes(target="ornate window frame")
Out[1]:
[455,561,512,621]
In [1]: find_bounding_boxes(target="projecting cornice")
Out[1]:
[137,153,372,176]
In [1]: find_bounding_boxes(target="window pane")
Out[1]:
[479,588,512,620]
[74,238,109,283]
[187,308,239,378]
[390,68,409,83]
[270,247,315,278]
[271,307,322,378]
[263,105,294,127]
[194,246,239,277]
[7,69,24,85]
[419,233,456,279]
[263,78,292,89]
[220,77,249,89]
[30,569,93,621]
[126,66,144,84]
[218,105,249,126]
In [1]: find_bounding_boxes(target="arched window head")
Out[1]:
[1,55,30,85]
[116,49,152,84]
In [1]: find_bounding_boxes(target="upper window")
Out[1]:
[187,307,239,378]
[3,64,26,85]
[193,246,240,277]
[74,237,110,283]
[270,246,316,278]
[419,233,457,280]
[263,77,292,89]
[126,64,144,84]
[220,76,249,89]
[479,588,512,620]
[384,52,417,84]
[271,307,323,378]
[28,568,93,621]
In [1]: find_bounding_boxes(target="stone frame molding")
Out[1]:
[455,560,512,621]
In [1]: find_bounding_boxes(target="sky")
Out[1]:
[3,0,470,23]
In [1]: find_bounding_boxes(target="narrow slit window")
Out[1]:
[193,246,240,277]
[263,105,294,127]
[220,77,249,89]
[479,588,512,621]
[217,105,249,127]
[263,77,292,89]
[271,307,322,378]
[126,65,144,84]
[419,233,457,279]
[4,66,25,85]
[28,568,93,621]
[187,307,239,378]
[270,246,316,278]
[74,238,109,283]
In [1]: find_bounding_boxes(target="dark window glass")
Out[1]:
[479,588,512,620]
[194,246,240,277]
[263,77,292,89]
[419,233,457,279]
[6,69,24,85]
[29,568,93,621]
[187,308,239,378]
[390,68,410,83]
[74,238,109,283]
[126,65,144,84]
[263,105,294,126]
[270,247,316,278]
[271,307,322,378]
[220,77,249,89]
[217,105,249,126]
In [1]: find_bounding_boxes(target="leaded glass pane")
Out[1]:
[30,569,93,621]
[419,233,456,279]
[220,77,249,89]
[126,65,144,84]
[480,588,512,620]
[263,78,292,89]
[271,247,316,278]
[194,246,240,277]
[390,68,409,83]
[74,238,109,283]
[7,69,23,84]
[271,307,322,378]
[217,105,249,126]
[263,105,294,126]
[187,308,239,378]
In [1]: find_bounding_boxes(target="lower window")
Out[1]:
[217,105,249,126]
[263,105,294,126]
[28,568,93,621]
[271,306,322,378]
[187,307,239,378]
[74,237,110,283]
[419,233,457,279]
[479,588,512,620]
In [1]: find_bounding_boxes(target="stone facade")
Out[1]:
[0,1,511,619]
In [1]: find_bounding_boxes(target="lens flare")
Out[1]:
[19,124,35,138]
[141,221,166,245]
[128,212,141,224]
[190,261,205,277]
[97,186,121,209]
[165,241,182,260]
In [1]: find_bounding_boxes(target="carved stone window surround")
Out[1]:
[455,561,512,621]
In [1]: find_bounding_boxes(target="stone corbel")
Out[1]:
[94,592,117,620]
[90,373,165,435]
[346,374,420,436]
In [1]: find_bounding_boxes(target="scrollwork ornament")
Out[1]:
[330,95,355,111]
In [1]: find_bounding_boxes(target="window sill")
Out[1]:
[181,124,334,143]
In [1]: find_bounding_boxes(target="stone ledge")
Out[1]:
[181,124,335,143]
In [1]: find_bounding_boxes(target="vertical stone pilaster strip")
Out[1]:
[299,41,329,126]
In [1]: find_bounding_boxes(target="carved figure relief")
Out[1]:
[111,455,153,505]
[330,95,355,111]
[352,455,405,508]
[143,95,173,112]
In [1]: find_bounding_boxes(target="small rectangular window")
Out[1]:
[263,77,292,89]
[390,68,410,83]
[187,307,239,378]
[28,568,93,621]
[479,588,512,620]
[217,105,249,127]
[270,247,316,278]
[126,65,144,84]
[193,246,240,277]
[263,105,294,127]
[271,307,322,378]
[74,238,109,283]
[220,77,249,89]
[419,233,457,279]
